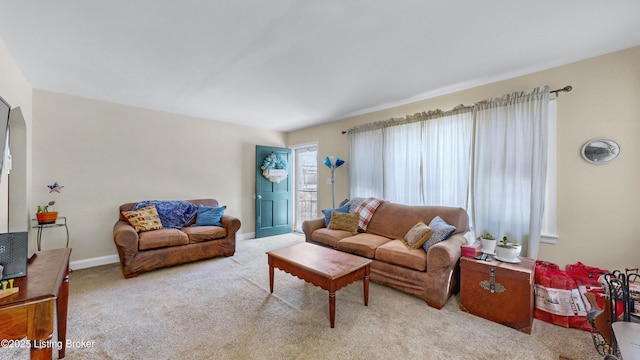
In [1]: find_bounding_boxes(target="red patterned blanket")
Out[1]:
[354,197,385,231]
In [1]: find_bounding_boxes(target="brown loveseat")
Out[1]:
[113,199,240,278]
[302,201,469,309]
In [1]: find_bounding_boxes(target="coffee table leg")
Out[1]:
[269,262,274,293]
[364,264,370,306]
[329,292,336,328]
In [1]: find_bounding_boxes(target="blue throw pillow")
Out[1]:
[193,204,227,227]
[422,216,456,252]
[321,204,350,227]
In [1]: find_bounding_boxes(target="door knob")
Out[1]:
[256,195,262,199]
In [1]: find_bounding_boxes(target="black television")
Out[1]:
[0,96,9,180]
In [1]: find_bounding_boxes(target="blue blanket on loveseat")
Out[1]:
[133,200,197,229]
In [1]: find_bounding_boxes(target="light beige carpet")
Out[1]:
[1,233,602,359]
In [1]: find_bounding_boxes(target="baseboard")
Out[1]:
[237,232,255,240]
[70,254,120,270]
[70,232,255,270]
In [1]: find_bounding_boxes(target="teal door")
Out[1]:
[255,145,292,238]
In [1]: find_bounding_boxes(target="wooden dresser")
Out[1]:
[459,256,535,334]
[0,248,72,359]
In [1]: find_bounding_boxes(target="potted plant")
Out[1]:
[36,201,58,225]
[495,236,522,261]
[477,232,497,254]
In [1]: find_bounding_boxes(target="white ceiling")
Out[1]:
[1,1,639,132]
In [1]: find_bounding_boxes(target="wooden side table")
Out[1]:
[460,256,535,333]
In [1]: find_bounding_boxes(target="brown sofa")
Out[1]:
[302,201,469,309]
[113,199,241,278]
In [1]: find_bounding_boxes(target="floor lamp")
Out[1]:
[323,156,345,208]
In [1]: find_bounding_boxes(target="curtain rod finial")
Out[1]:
[550,85,573,96]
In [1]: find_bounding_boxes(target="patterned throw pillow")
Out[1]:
[422,216,456,252]
[121,205,163,232]
[402,222,434,250]
[327,211,359,234]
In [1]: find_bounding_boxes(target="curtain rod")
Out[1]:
[341,85,573,134]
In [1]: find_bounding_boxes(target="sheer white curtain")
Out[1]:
[348,127,384,199]
[422,110,473,208]
[384,122,422,204]
[349,109,473,206]
[470,87,549,258]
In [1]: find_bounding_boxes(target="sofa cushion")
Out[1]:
[181,226,227,243]
[422,216,456,252]
[121,205,164,233]
[375,239,428,272]
[193,204,226,227]
[321,204,349,226]
[138,228,189,250]
[327,212,359,234]
[336,233,391,258]
[403,222,434,250]
[366,202,469,240]
[310,228,353,248]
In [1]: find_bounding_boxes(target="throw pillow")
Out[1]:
[321,204,350,227]
[193,204,227,227]
[402,222,434,250]
[121,205,163,232]
[422,216,456,252]
[132,200,197,229]
[327,212,359,234]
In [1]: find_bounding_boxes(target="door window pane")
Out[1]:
[294,146,317,232]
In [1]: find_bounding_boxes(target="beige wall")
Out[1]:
[288,46,640,271]
[31,90,286,262]
[0,38,31,128]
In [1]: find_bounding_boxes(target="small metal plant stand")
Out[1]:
[32,216,69,251]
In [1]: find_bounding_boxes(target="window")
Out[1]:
[349,87,553,257]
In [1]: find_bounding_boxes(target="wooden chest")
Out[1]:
[459,256,535,334]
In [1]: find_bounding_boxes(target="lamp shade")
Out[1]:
[324,156,345,168]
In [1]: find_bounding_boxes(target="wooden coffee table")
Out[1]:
[267,242,372,328]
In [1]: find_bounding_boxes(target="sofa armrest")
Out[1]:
[220,215,241,236]
[113,220,140,259]
[302,217,326,241]
[426,232,467,272]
